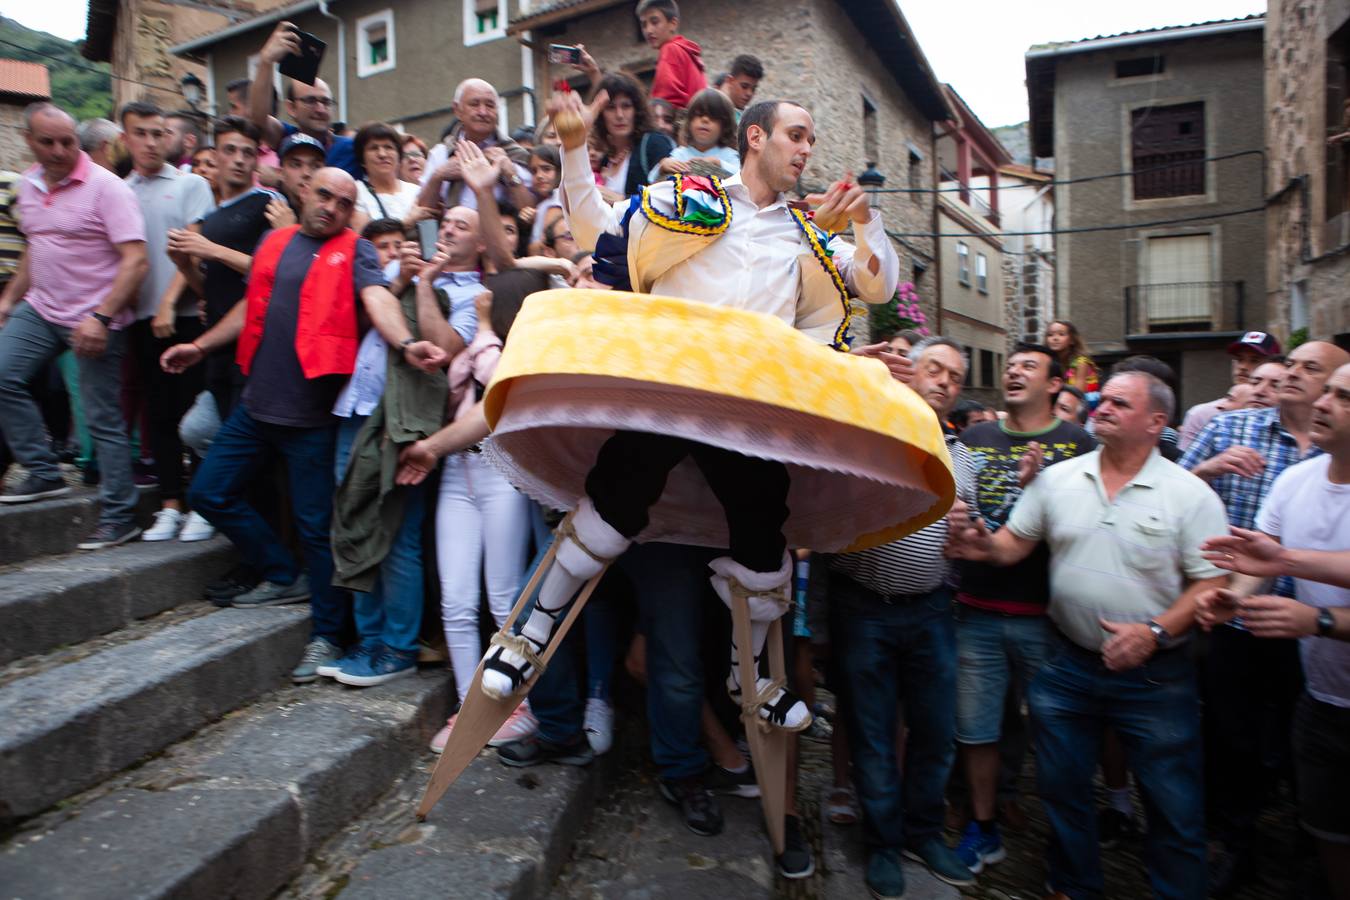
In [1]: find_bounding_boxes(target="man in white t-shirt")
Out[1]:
[1198,361,1350,894]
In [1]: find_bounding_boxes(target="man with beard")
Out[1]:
[160,169,446,682]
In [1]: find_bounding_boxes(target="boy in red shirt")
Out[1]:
[638,0,706,109]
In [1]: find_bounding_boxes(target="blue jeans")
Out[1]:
[189,405,347,642]
[954,603,1055,745]
[1029,639,1206,900]
[0,302,135,525]
[333,415,424,653]
[829,573,957,849]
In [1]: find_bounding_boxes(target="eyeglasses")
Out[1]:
[294,96,336,108]
[404,150,426,160]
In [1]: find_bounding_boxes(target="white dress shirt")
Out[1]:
[560,144,898,334]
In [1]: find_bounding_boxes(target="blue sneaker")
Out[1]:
[316,641,376,679]
[955,820,1005,874]
[865,847,905,899]
[335,645,417,687]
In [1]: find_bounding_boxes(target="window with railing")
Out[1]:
[1131,102,1205,199]
[956,242,970,285]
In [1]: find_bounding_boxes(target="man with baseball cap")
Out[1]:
[1179,332,1283,450]
[276,133,325,222]
[1180,338,1350,893]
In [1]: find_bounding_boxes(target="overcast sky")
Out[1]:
[10,0,1266,126]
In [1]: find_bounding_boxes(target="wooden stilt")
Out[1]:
[730,593,793,856]
[416,519,609,820]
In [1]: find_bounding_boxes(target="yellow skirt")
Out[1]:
[483,290,954,553]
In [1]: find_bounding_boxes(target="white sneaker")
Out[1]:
[178,510,215,542]
[141,508,184,542]
[584,697,614,755]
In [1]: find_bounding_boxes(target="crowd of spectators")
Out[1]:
[1,1,1347,897]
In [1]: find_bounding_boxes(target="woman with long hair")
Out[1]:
[591,72,674,200]
[1045,320,1100,410]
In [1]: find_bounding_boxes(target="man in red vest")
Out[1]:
[161,167,446,682]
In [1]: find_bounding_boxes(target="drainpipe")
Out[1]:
[317,0,347,124]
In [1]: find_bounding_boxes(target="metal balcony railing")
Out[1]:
[1123,281,1246,335]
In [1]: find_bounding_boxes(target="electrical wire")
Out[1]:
[0,37,181,96]
[886,204,1264,240]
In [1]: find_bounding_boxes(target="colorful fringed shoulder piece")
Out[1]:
[642,173,732,236]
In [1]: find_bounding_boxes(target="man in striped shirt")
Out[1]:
[826,335,978,899]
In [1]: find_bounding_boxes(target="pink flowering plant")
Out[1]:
[870,281,931,341]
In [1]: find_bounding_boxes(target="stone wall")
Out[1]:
[0,104,33,172]
[1265,0,1350,344]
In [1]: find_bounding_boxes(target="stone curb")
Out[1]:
[0,607,309,823]
[0,538,235,666]
[0,488,161,567]
[0,674,451,900]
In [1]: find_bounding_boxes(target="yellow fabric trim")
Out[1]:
[483,290,955,551]
[789,208,853,350]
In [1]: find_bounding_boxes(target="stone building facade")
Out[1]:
[1026,16,1266,411]
[169,0,537,145]
[1265,0,1350,349]
[84,0,293,114]
[509,0,951,327]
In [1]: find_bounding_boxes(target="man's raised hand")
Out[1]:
[260,22,302,65]
[457,140,500,194]
[850,342,914,384]
[1201,527,1288,578]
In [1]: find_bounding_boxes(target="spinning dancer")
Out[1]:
[476,89,902,731]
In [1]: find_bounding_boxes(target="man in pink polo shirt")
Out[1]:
[0,103,148,550]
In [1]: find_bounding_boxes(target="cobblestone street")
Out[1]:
[551,693,1306,900]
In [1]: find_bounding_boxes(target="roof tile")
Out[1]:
[0,60,51,101]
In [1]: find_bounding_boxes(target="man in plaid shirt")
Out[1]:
[1180,339,1349,894]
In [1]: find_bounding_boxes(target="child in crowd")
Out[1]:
[361,218,406,269]
[650,88,740,180]
[526,145,564,255]
[637,0,706,109]
[649,98,677,139]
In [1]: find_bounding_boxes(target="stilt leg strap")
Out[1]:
[740,676,789,734]
[557,515,609,567]
[489,631,546,675]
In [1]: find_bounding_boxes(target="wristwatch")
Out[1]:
[90,312,112,328]
[501,171,521,187]
[1317,608,1336,637]
[399,336,417,352]
[1147,620,1175,650]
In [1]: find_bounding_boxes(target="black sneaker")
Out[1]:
[497,733,595,768]
[777,814,815,879]
[77,522,141,550]
[658,775,724,837]
[1098,806,1140,849]
[705,762,760,798]
[0,474,70,504]
[205,564,262,604]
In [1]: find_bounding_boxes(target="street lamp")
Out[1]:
[858,161,885,208]
[180,72,205,111]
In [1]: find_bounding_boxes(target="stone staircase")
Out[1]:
[0,488,612,899]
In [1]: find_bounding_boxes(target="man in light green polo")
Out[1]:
[947,369,1229,899]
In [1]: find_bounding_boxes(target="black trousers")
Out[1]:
[584,430,789,574]
[1204,624,1304,852]
[127,317,205,501]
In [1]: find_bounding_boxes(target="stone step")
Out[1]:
[0,673,451,900]
[0,606,309,823]
[295,726,619,899]
[0,487,162,566]
[0,537,235,667]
